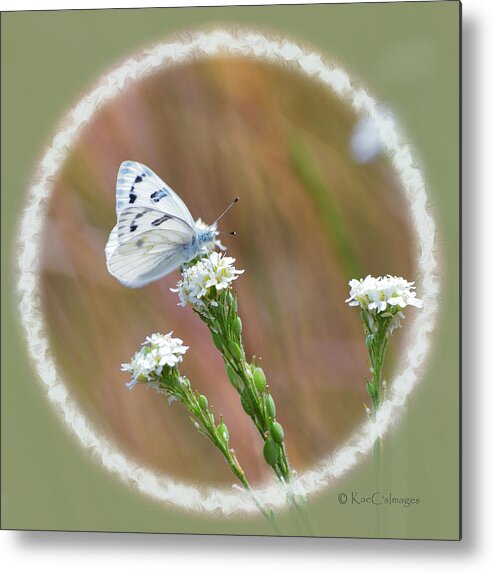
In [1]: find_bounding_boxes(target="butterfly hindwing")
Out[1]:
[115,161,195,226]
[106,226,188,288]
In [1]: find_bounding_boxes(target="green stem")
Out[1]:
[201,291,308,521]
[373,434,383,537]
[162,376,277,528]
[362,313,392,536]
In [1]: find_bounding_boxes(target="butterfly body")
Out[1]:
[105,161,216,288]
[183,229,217,262]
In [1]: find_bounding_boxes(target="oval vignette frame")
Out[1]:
[17,29,439,516]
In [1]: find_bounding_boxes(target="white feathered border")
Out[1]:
[16,29,440,516]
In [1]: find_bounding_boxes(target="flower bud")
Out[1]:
[217,419,229,446]
[212,332,223,351]
[366,381,375,400]
[270,421,284,444]
[226,364,240,388]
[263,437,279,466]
[253,367,266,393]
[233,316,243,337]
[228,341,242,361]
[241,394,252,416]
[198,394,209,411]
[266,394,276,420]
[208,304,219,318]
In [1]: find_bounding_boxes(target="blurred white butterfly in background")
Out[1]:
[105,161,237,288]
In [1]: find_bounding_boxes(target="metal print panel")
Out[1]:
[1,1,461,539]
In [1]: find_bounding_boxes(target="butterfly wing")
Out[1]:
[106,161,199,287]
[116,207,195,244]
[115,160,195,226]
[105,220,193,288]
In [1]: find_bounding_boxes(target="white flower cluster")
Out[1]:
[172,251,244,310]
[194,218,226,253]
[346,275,423,313]
[121,332,188,389]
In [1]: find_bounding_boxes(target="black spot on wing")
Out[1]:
[151,214,172,227]
[126,212,145,234]
[134,173,146,184]
[150,189,169,203]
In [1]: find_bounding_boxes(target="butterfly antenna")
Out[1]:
[209,197,239,229]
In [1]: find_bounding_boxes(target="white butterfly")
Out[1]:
[105,161,236,288]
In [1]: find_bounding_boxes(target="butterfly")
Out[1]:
[105,161,237,288]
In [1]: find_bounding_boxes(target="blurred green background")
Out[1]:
[1,2,459,539]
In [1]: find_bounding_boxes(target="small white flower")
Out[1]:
[122,332,188,389]
[346,275,423,312]
[346,275,422,334]
[194,218,226,253]
[171,251,244,311]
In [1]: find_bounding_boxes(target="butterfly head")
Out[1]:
[197,228,217,246]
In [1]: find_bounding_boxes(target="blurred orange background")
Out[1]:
[40,57,414,486]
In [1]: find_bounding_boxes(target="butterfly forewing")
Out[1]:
[116,206,194,244]
[115,161,195,226]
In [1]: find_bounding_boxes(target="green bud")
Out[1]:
[265,394,276,420]
[270,421,284,444]
[233,316,243,337]
[212,301,223,314]
[226,363,242,389]
[366,381,375,400]
[263,437,279,466]
[179,377,190,389]
[198,394,208,411]
[226,364,240,388]
[217,420,229,446]
[253,367,267,393]
[241,394,252,416]
[228,341,242,361]
[212,332,223,351]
